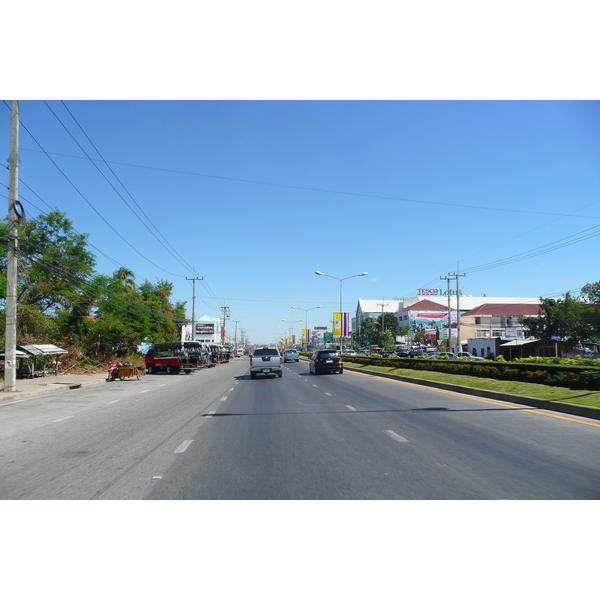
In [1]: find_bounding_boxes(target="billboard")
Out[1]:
[409,310,457,342]
[196,322,215,335]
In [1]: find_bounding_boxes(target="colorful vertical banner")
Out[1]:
[333,313,341,337]
[342,312,351,337]
[302,330,306,344]
[333,313,351,337]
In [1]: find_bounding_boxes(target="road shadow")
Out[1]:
[203,406,526,418]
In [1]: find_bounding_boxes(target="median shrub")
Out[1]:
[344,355,600,390]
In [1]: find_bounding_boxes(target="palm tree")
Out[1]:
[113,267,136,291]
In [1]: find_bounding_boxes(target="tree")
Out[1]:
[91,276,187,356]
[113,267,136,291]
[1,210,97,341]
[357,313,400,348]
[0,210,96,314]
[580,282,600,341]
[520,292,589,341]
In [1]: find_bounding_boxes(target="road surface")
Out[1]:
[0,358,598,499]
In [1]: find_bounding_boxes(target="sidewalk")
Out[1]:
[0,372,109,403]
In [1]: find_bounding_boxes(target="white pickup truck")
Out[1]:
[250,347,283,379]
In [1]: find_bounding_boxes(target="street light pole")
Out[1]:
[281,319,302,346]
[315,271,367,352]
[291,305,321,351]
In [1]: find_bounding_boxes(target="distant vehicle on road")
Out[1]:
[309,349,343,375]
[284,349,300,362]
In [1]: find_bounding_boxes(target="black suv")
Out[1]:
[309,349,343,375]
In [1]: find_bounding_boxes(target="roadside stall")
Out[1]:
[15,344,68,378]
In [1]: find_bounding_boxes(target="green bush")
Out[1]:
[344,355,600,390]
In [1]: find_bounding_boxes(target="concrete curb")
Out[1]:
[0,376,107,403]
[343,365,600,421]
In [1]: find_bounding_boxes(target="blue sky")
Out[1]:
[3,3,599,345]
[3,100,598,344]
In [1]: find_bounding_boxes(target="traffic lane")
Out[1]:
[145,362,503,499]
[147,363,396,499]
[289,362,600,499]
[0,359,249,499]
[0,365,210,438]
[0,359,247,435]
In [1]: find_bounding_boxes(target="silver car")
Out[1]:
[283,349,300,362]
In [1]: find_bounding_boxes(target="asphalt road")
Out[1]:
[0,357,598,499]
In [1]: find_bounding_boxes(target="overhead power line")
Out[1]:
[17,147,600,221]
[19,250,186,326]
[16,119,185,279]
[55,101,195,273]
[463,224,600,274]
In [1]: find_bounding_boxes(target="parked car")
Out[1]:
[309,349,343,375]
[430,352,456,359]
[283,349,300,362]
[457,352,485,361]
[343,350,357,356]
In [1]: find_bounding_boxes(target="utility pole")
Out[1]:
[233,320,240,351]
[4,101,20,392]
[185,275,203,341]
[221,305,230,344]
[440,275,456,351]
[448,271,465,353]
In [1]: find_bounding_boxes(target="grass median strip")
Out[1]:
[342,360,600,409]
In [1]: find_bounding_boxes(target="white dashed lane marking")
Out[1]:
[175,440,193,453]
[52,415,74,423]
[384,430,409,443]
